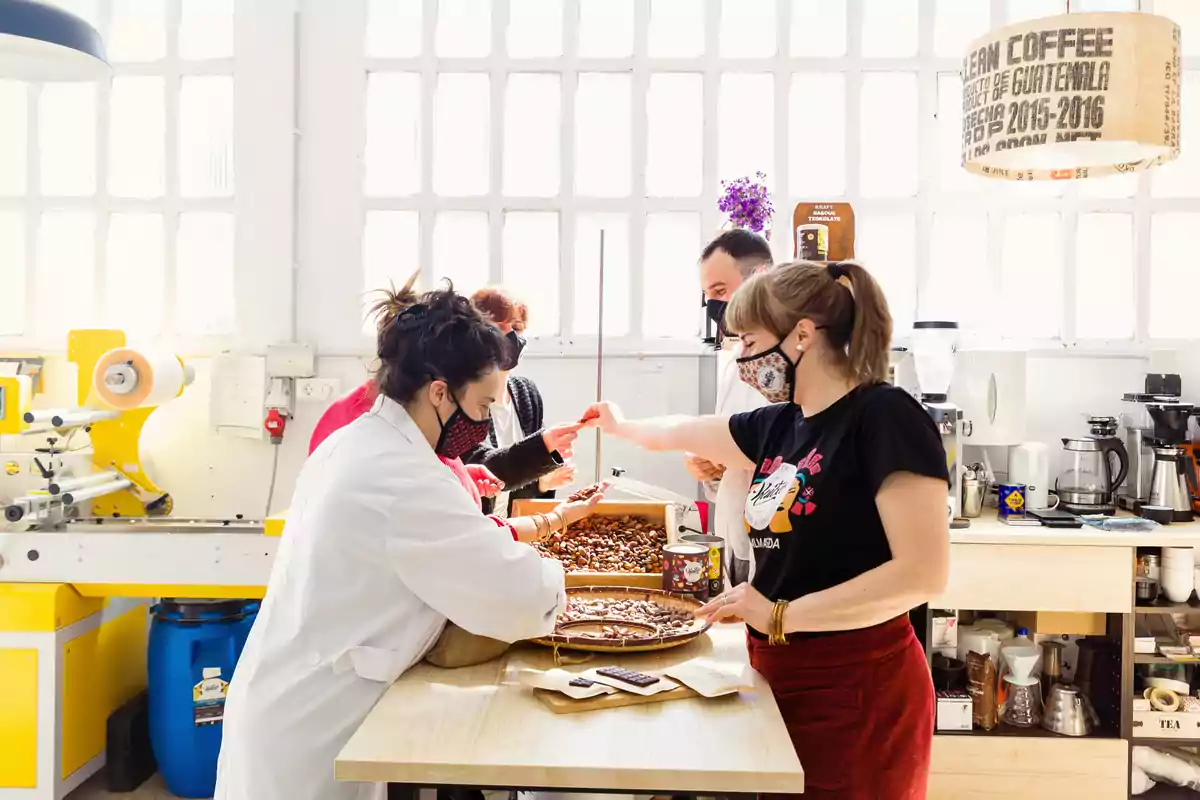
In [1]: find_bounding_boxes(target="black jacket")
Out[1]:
[463,375,562,515]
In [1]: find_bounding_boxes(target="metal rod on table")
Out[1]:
[594,229,605,484]
[23,408,80,424]
[62,477,133,506]
[50,409,120,428]
[49,470,123,496]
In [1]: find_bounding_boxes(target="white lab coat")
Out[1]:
[215,396,565,800]
[703,343,768,568]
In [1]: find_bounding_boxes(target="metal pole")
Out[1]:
[594,230,606,484]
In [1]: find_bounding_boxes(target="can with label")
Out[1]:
[661,543,709,600]
[681,533,726,597]
[796,223,829,261]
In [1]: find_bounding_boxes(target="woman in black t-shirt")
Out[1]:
[581,260,949,799]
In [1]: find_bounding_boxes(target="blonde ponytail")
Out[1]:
[725,259,894,387]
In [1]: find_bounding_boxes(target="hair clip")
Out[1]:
[826,262,855,294]
[395,303,428,333]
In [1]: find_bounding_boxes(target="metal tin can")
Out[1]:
[1138,553,1161,583]
[997,483,1027,519]
[661,543,709,600]
[681,533,726,597]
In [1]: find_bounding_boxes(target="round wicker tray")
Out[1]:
[529,586,711,653]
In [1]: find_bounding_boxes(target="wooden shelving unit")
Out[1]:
[1134,654,1200,665]
[1135,602,1200,614]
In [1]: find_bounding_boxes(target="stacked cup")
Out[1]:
[1161,548,1195,604]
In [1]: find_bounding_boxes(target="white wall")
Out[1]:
[8,348,1200,521]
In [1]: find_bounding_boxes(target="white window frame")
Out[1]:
[0,0,295,354]
[301,0,1200,357]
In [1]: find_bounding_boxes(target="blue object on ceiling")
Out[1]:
[0,0,109,81]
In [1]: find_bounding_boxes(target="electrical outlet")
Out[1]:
[297,378,340,403]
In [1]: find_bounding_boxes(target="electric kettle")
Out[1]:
[1056,432,1129,516]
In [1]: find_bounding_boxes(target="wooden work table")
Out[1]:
[335,515,1200,799]
[335,622,804,795]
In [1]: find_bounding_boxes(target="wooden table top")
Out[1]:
[335,623,805,794]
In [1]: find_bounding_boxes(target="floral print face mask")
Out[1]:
[736,344,799,404]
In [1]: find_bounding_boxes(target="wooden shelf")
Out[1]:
[1139,783,1200,799]
[1134,654,1200,665]
[1132,736,1200,746]
[1136,601,1200,614]
[936,726,1122,741]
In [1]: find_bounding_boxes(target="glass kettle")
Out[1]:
[1057,426,1129,515]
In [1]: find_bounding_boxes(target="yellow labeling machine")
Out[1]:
[0,330,285,799]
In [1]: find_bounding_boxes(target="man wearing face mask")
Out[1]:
[694,229,773,587]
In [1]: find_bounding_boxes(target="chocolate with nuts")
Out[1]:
[559,597,697,635]
[533,514,666,573]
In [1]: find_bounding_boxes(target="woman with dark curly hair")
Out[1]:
[216,280,605,800]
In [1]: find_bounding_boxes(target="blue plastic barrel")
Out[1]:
[147,599,252,799]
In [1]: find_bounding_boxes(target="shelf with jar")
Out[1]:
[927,609,1123,741]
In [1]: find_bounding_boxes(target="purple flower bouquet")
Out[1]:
[718,171,773,235]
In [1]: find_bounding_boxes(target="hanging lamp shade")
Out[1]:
[961,12,1179,181]
[0,0,108,81]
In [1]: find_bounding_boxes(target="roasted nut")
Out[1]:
[532,515,667,573]
[567,483,602,503]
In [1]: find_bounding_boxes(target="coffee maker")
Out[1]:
[1118,374,1193,512]
[911,321,964,522]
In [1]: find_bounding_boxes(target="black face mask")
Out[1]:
[501,331,526,371]
[706,299,727,330]
[434,393,492,460]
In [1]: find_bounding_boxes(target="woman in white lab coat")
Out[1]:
[215,284,605,800]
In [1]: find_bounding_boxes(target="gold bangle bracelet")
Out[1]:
[770,600,790,646]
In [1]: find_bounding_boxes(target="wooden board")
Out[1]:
[929,735,1126,800]
[534,685,701,714]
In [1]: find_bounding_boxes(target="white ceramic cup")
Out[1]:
[1162,569,1195,603]
[1164,547,1194,563]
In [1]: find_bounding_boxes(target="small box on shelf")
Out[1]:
[935,691,972,732]
[1133,710,1200,740]
[1009,611,1107,637]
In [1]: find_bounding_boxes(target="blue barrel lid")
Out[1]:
[155,598,249,623]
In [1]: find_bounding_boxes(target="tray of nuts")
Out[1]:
[529,586,711,653]
[512,499,677,589]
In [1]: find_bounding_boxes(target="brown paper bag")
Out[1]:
[424,623,511,668]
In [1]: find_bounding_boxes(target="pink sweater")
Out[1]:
[308,381,498,521]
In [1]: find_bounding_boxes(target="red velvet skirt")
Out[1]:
[748,616,933,800]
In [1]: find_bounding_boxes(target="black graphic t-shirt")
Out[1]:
[728,383,949,636]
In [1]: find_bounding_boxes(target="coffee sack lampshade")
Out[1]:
[961,12,1179,181]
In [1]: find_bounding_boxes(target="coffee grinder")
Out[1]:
[912,321,964,524]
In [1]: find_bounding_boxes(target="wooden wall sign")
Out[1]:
[791,203,855,262]
[961,12,1180,181]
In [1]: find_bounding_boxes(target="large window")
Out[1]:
[7,1,1200,354]
[339,0,1200,351]
[0,0,294,351]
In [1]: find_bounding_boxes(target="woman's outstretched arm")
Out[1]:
[581,402,755,471]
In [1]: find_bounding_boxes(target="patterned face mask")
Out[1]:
[434,393,492,459]
[736,344,798,404]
